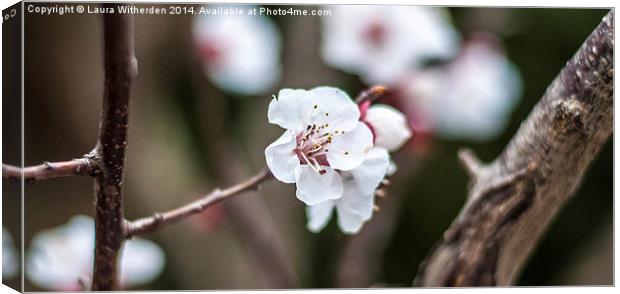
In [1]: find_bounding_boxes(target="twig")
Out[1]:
[415,10,613,286]
[2,158,98,183]
[125,168,273,237]
[457,148,483,179]
[91,7,137,291]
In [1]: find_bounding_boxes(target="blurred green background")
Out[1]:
[4,4,612,290]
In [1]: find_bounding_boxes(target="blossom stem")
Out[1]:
[2,158,98,183]
[124,168,273,238]
[354,85,388,103]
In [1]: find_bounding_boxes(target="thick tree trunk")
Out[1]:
[415,10,613,286]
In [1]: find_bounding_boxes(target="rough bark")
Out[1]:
[415,10,613,286]
[91,8,137,291]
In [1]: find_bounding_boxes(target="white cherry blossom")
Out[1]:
[25,215,165,290]
[193,7,282,95]
[2,227,18,279]
[265,87,374,206]
[306,147,390,234]
[321,5,459,84]
[403,38,522,141]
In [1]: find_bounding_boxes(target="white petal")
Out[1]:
[120,238,166,287]
[268,88,315,132]
[25,215,95,290]
[305,200,336,233]
[265,130,299,183]
[327,122,374,171]
[350,147,390,195]
[365,104,412,151]
[309,86,360,132]
[294,165,343,205]
[335,182,375,234]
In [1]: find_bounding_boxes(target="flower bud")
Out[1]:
[365,104,412,151]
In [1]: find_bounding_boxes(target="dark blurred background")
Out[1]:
[3,4,611,290]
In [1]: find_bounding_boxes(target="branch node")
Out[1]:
[552,99,588,134]
[153,212,164,224]
[375,189,386,198]
[458,148,483,179]
[43,161,53,171]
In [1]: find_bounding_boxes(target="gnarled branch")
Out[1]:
[91,7,137,291]
[415,10,613,286]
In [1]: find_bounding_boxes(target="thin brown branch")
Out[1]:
[416,10,613,286]
[91,7,137,291]
[2,158,98,183]
[124,168,273,237]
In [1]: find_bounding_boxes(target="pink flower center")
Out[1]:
[362,21,388,49]
[199,40,225,65]
[294,123,334,174]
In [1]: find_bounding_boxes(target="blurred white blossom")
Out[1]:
[265,87,373,206]
[25,215,165,290]
[193,8,282,95]
[2,227,18,279]
[321,6,459,84]
[403,37,522,141]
